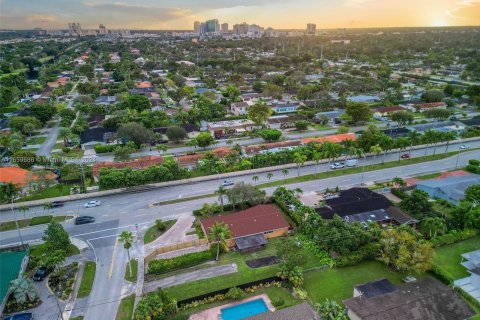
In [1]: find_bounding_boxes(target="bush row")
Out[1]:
[390,188,409,200]
[94,144,117,153]
[148,248,216,275]
[334,243,381,267]
[429,229,478,248]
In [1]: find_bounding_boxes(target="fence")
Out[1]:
[145,238,209,262]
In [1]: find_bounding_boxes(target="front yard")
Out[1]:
[433,235,480,280]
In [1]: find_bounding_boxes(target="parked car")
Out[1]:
[402,275,417,283]
[51,201,64,208]
[330,162,345,169]
[221,180,234,187]
[74,216,95,225]
[32,266,47,281]
[460,144,470,149]
[400,153,410,159]
[4,313,33,320]
[84,200,101,208]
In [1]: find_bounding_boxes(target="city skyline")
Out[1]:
[0,0,479,30]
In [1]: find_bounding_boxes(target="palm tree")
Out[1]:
[407,130,421,155]
[370,145,382,166]
[119,231,135,278]
[18,205,29,219]
[252,175,259,184]
[422,129,436,156]
[379,135,393,164]
[267,173,273,181]
[443,131,457,155]
[155,144,168,155]
[395,137,410,162]
[215,185,227,209]
[43,203,53,215]
[423,217,446,239]
[391,176,406,188]
[58,127,73,148]
[9,275,39,305]
[311,151,322,176]
[208,222,232,261]
[293,152,307,177]
[226,139,233,146]
[282,168,289,178]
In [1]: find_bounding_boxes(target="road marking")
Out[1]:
[108,237,119,279]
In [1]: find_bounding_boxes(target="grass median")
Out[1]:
[143,220,176,244]
[124,259,138,282]
[0,215,72,232]
[77,261,96,298]
[115,294,135,320]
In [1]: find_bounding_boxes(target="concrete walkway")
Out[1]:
[143,263,237,293]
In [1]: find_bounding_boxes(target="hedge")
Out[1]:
[148,249,216,275]
[391,188,408,200]
[334,243,381,267]
[466,164,480,174]
[429,229,478,248]
[94,144,117,153]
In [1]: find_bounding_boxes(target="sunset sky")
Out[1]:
[1,0,479,30]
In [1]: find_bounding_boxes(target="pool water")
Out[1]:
[220,298,269,320]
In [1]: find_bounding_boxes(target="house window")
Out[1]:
[264,230,273,234]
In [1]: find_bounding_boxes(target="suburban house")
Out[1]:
[314,109,345,125]
[95,96,117,105]
[243,140,302,155]
[175,154,203,170]
[302,133,357,145]
[315,188,417,228]
[246,303,321,320]
[266,115,293,129]
[269,100,303,114]
[241,93,262,102]
[200,204,290,252]
[343,277,474,320]
[206,119,258,138]
[454,249,480,303]
[373,105,406,117]
[92,156,164,178]
[402,102,447,113]
[80,127,116,150]
[231,101,251,116]
[0,167,57,190]
[407,121,465,134]
[416,174,480,204]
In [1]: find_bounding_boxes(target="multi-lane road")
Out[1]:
[1,141,479,320]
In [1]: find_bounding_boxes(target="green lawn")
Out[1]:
[30,243,80,259]
[70,317,83,320]
[124,259,138,282]
[165,237,324,301]
[433,236,480,281]
[304,260,404,304]
[413,172,442,179]
[77,261,96,298]
[0,214,72,231]
[311,124,332,131]
[171,287,298,319]
[18,184,72,202]
[115,294,135,320]
[143,220,176,244]
[26,136,47,145]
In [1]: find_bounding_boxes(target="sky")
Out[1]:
[0,0,479,30]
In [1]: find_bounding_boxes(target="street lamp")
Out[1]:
[11,197,25,248]
[455,147,461,169]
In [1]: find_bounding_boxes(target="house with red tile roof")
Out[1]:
[92,156,164,177]
[373,106,406,117]
[302,132,357,144]
[201,204,290,251]
[136,81,152,89]
[0,167,56,188]
[244,140,302,155]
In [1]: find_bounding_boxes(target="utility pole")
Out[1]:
[80,161,86,193]
[12,197,25,248]
[53,295,65,320]
[361,155,366,186]
[455,147,461,169]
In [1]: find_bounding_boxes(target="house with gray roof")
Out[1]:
[416,174,480,204]
[343,277,474,320]
[246,302,321,320]
[454,249,480,303]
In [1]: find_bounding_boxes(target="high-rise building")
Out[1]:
[99,24,107,35]
[307,23,316,35]
[233,22,249,35]
[221,23,229,33]
[68,22,81,35]
[194,21,200,33]
[205,19,219,33]
[248,24,264,38]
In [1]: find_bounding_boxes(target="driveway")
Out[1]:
[36,121,60,156]
[143,263,237,292]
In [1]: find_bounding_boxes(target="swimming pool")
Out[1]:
[220,298,269,320]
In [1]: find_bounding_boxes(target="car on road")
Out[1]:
[74,216,95,225]
[330,162,345,169]
[460,144,470,149]
[345,159,358,167]
[32,266,47,281]
[50,201,64,208]
[221,180,234,187]
[84,200,101,208]
[4,313,33,320]
[400,153,410,159]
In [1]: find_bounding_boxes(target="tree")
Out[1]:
[42,249,67,272]
[262,83,284,99]
[400,189,433,218]
[378,227,434,274]
[369,145,382,166]
[43,202,54,215]
[226,85,240,102]
[423,90,445,102]
[167,88,186,105]
[312,151,322,176]
[392,177,406,188]
[407,130,421,154]
[9,275,39,306]
[216,185,227,210]
[276,237,308,271]
[424,108,452,121]
[315,299,348,320]
[166,126,188,143]
[119,231,135,278]
[267,172,273,181]
[134,289,178,320]
[12,150,37,169]
[465,184,480,204]
[0,183,20,204]
[43,221,71,253]
[18,205,29,219]
[118,122,152,147]
[195,132,215,150]
[258,129,282,142]
[282,168,289,178]
[295,120,309,131]
[58,127,73,147]
[22,123,36,137]
[391,111,414,127]
[114,145,134,162]
[293,152,307,176]
[395,137,410,161]
[10,116,41,134]
[29,104,56,124]
[208,222,232,261]
[252,175,259,184]
[155,144,168,155]
[247,102,271,126]
[346,102,372,124]
[121,94,152,112]
[422,217,447,239]
[443,131,457,155]
[225,182,266,210]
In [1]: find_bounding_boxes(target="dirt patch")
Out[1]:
[245,256,279,268]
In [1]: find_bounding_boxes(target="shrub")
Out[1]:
[335,243,381,267]
[62,147,71,154]
[272,297,285,307]
[148,249,216,274]
[293,287,308,300]
[94,144,117,153]
[155,219,166,232]
[429,229,478,248]
[225,287,245,300]
[466,164,480,174]
[469,159,480,166]
[391,188,408,199]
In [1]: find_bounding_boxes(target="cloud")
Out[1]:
[0,14,60,28]
[343,0,371,8]
[446,0,480,20]
[85,2,190,20]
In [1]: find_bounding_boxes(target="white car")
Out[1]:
[460,144,470,149]
[84,200,101,208]
[221,180,234,187]
[330,162,345,170]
